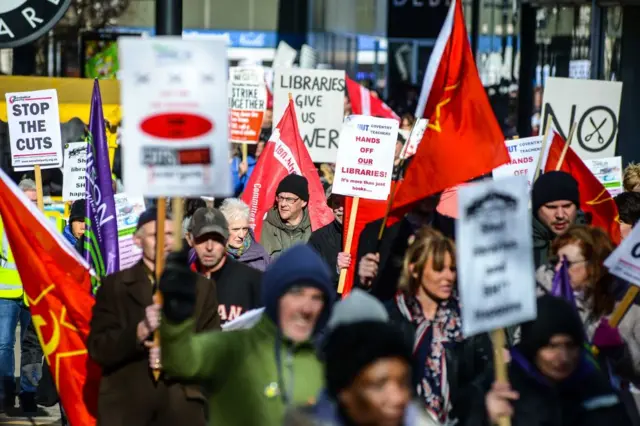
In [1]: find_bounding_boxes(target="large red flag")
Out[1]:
[242,98,333,239]
[543,129,621,245]
[0,169,99,425]
[346,77,400,121]
[390,0,509,215]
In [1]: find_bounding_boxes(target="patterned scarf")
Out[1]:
[395,291,463,423]
[227,232,252,258]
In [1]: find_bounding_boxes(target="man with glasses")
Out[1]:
[261,174,312,259]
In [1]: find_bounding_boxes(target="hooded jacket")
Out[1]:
[160,244,336,426]
[261,207,312,259]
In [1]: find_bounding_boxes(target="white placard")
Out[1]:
[584,156,623,197]
[492,136,543,191]
[273,68,345,163]
[400,118,428,159]
[114,193,146,270]
[62,142,87,201]
[273,41,297,69]
[604,223,640,284]
[5,89,63,171]
[333,115,399,200]
[119,37,232,197]
[299,44,318,69]
[540,77,622,160]
[228,66,266,144]
[457,176,537,336]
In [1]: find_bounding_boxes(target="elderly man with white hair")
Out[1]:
[219,198,270,271]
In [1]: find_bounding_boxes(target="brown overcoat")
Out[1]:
[87,260,220,426]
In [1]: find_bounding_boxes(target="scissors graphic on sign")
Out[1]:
[585,117,606,144]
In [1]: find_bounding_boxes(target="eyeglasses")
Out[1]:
[549,255,587,268]
[277,195,300,205]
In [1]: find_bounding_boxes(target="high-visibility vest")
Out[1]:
[0,217,23,300]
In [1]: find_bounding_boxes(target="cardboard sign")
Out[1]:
[333,115,398,200]
[5,89,63,171]
[400,118,428,159]
[456,176,537,336]
[299,44,318,69]
[119,37,232,197]
[273,68,345,163]
[273,41,297,68]
[62,142,87,201]
[540,77,622,160]
[114,193,146,270]
[229,67,266,144]
[584,156,623,197]
[605,222,640,284]
[492,136,543,191]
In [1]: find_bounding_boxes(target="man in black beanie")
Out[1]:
[531,170,584,269]
[261,173,312,259]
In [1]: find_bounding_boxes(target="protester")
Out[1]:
[615,192,640,240]
[87,208,219,426]
[285,289,433,425]
[160,244,335,426]
[182,198,207,235]
[356,193,455,301]
[531,171,585,269]
[309,187,349,290]
[623,163,640,193]
[0,178,43,414]
[187,206,263,324]
[261,174,312,258]
[231,144,258,197]
[400,113,415,131]
[63,199,86,247]
[219,198,270,271]
[393,133,407,180]
[464,295,632,426]
[386,227,492,423]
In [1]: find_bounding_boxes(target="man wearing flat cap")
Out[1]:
[87,207,219,426]
[261,174,312,258]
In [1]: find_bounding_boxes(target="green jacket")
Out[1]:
[161,313,324,426]
[261,207,312,259]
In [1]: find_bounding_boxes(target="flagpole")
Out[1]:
[554,122,576,171]
[532,119,552,183]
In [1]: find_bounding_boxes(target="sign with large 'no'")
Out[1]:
[540,77,623,161]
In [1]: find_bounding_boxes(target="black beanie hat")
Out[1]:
[69,199,86,224]
[324,321,412,398]
[519,295,585,360]
[276,174,309,202]
[532,171,580,215]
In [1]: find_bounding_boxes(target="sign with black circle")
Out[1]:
[0,0,72,49]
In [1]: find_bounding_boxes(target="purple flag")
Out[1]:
[84,80,120,293]
[551,257,577,308]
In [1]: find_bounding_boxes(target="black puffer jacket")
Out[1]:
[308,219,343,289]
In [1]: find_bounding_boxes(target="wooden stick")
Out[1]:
[151,198,167,381]
[171,198,185,252]
[555,122,577,171]
[241,144,248,164]
[338,196,360,294]
[533,119,552,183]
[491,328,511,426]
[34,165,45,212]
[609,286,640,328]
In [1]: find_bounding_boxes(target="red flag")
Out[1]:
[543,130,621,244]
[346,77,399,121]
[390,0,509,215]
[0,170,99,425]
[241,98,333,239]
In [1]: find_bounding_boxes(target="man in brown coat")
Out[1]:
[87,207,219,426]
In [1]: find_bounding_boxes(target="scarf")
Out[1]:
[227,232,252,258]
[395,291,463,423]
[63,225,78,247]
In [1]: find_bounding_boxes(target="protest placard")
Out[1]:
[119,37,232,197]
[400,118,428,159]
[273,68,345,163]
[62,142,87,201]
[584,156,623,197]
[492,136,543,190]
[273,41,297,68]
[229,67,267,144]
[456,176,537,336]
[333,115,399,200]
[5,89,63,171]
[114,193,146,270]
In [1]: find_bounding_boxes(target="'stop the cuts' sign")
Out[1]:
[273,68,345,164]
[0,0,72,49]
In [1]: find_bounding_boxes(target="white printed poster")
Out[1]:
[273,68,345,163]
[62,142,87,201]
[456,176,537,336]
[228,66,267,144]
[605,223,640,284]
[333,115,399,200]
[5,89,63,171]
[540,77,622,160]
[492,136,543,190]
[400,118,428,159]
[114,193,146,270]
[584,156,623,197]
[119,37,232,197]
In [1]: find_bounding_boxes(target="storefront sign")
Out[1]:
[0,0,72,49]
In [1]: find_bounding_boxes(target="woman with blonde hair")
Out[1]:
[386,227,491,425]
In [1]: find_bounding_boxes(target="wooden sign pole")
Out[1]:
[337,196,360,294]
[491,328,512,426]
[34,165,45,212]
